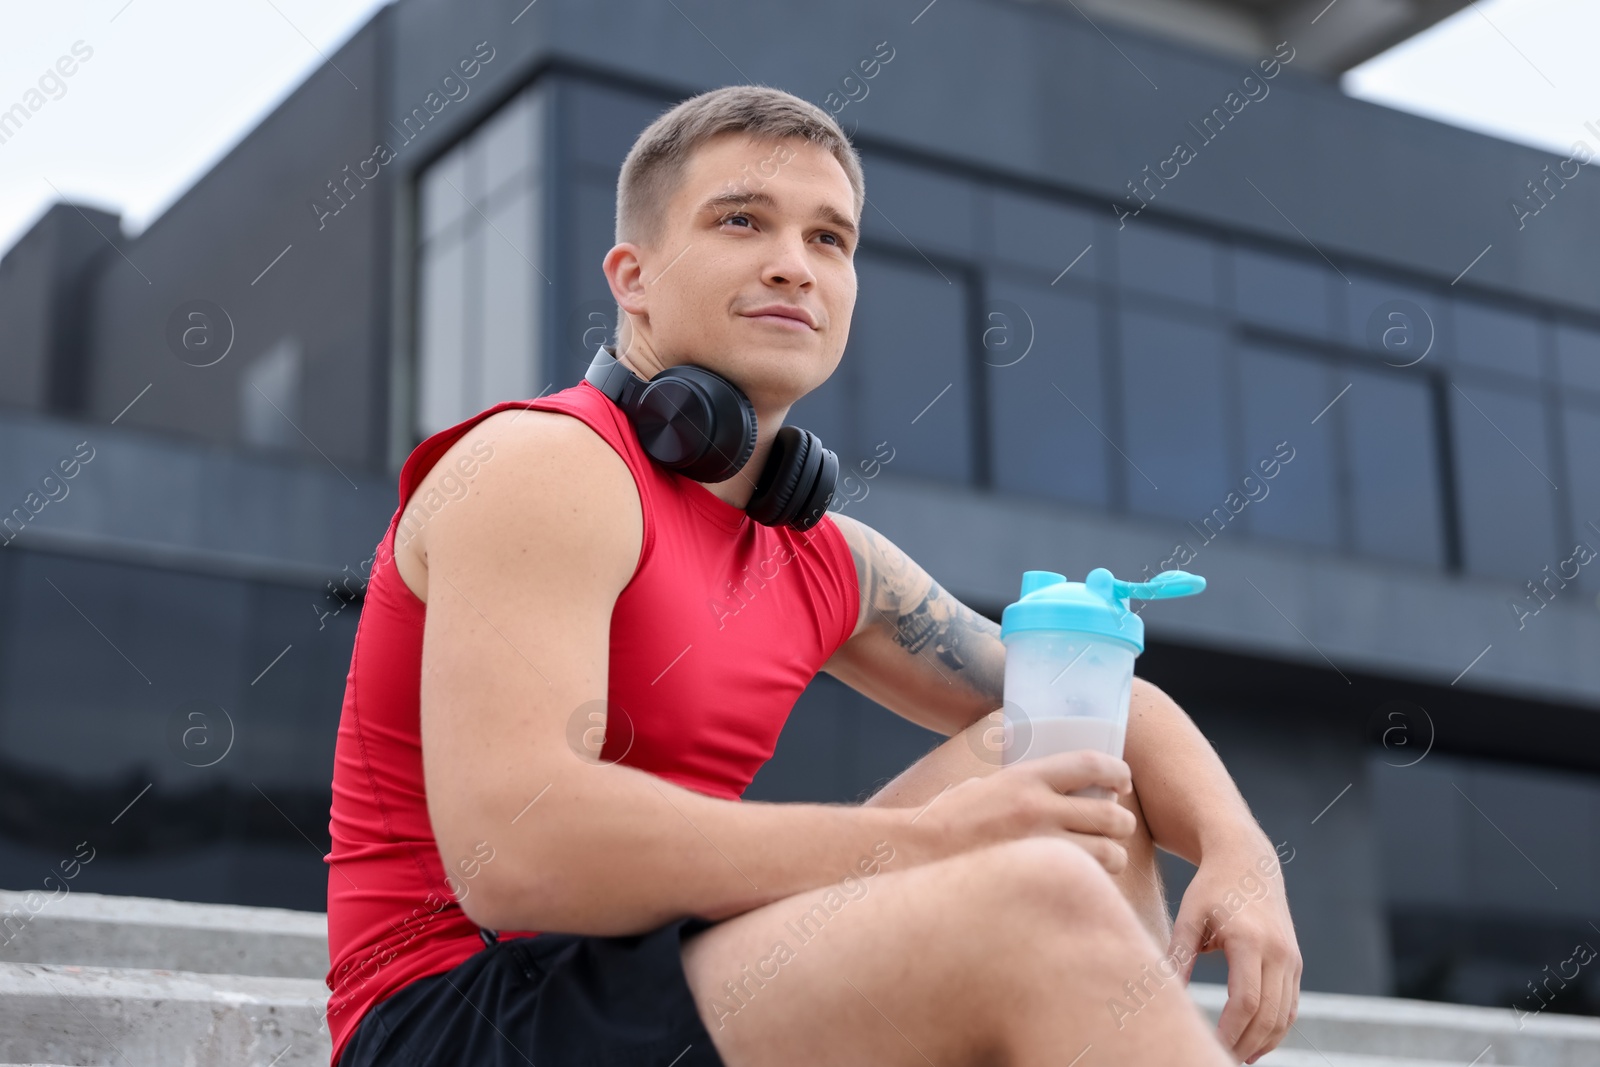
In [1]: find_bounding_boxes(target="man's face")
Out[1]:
[605,132,859,414]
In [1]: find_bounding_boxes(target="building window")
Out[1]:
[1119,305,1230,523]
[1231,246,1334,341]
[985,278,1107,508]
[1554,322,1600,395]
[801,252,973,484]
[1343,366,1445,567]
[414,84,549,440]
[1236,344,1340,549]
[1561,402,1600,600]
[1115,223,1220,310]
[1450,382,1558,581]
[1452,299,1544,382]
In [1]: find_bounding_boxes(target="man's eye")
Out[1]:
[719,212,752,228]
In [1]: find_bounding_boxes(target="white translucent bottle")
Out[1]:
[999,568,1206,797]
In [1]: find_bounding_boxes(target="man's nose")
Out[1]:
[763,230,816,288]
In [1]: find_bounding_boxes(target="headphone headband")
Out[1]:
[583,345,647,410]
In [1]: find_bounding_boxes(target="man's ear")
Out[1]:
[602,243,649,318]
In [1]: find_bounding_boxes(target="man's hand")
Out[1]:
[908,748,1138,876]
[1166,839,1302,1064]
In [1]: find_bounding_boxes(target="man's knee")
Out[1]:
[954,837,1135,930]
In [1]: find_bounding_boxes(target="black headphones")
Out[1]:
[583,344,839,531]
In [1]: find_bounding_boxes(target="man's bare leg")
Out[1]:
[679,836,1229,1067]
[862,716,1174,948]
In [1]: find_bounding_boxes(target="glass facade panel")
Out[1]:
[482,185,540,402]
[1555,322,1600,394]
[1452,299,1543,380]
[1120,307,1230,521]
[1450,384,1558,581]
[418,150,467,245]
[987,188,1098,280]
[1232,246,1332,340]
[416,235,466,439]
[1115,224,1219,308]
[1237,346,1340,548]
[785,365,852,483]
[549,177,626,383]
[1560,403,1600,600]
[857,152,979,260]
[846,254,972,484]
[415,84,549,439]
[1343,367,1444,567]
[985,279,1106,507]
[480,89,535,198]
[1343,272,1448,370]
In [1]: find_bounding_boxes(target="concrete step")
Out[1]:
[0,961,330,1067]
[0,889,326,979]
[4,889,1599,1066]
[1191,981,1600,1066]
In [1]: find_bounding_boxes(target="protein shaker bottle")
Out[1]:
[998,567,1206,797]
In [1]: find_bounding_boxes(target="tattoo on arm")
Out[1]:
[845,519,1006,708]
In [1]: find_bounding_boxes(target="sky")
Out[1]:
[1341,0,1598,156]
[1,0,1594,259]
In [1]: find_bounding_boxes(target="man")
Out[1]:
[324,85,1301,1067]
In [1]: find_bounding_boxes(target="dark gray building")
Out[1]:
[2,0,1597,1019]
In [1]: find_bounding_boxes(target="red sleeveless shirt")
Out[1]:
[322,378,859,1065]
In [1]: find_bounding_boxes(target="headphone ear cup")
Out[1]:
[746,426,807,527]
[789,443,839,532]
[747,426,837,530]
[635,366,756,482]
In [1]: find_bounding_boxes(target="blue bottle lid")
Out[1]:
[999,567,1206,653]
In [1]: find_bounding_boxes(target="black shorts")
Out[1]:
[337,916,727,1067]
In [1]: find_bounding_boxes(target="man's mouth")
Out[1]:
[740,304,818,330]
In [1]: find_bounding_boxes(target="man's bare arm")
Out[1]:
[820,512,1007,737]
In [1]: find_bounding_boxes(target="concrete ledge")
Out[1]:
[1191,981,1600,1065]
[855,472,1600,709]
[0,407,393,585]
[0,889,326,979]
[0,962,330,1067]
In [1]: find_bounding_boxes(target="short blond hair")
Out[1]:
[610,85,865,346]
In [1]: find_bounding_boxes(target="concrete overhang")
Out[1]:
[1028,0,1474,76]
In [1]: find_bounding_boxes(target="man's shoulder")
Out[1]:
[821,511,871,569]
[403,404,644,577]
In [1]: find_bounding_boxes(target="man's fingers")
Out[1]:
[1067,832,1127,874]
[1216,941,1264,1055]
[1165,909,1206,984]
[1026,748,1132,797]
[1269,964,1298,1059]
[1049,793,1137,840]
[1234,955,1284,1063]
